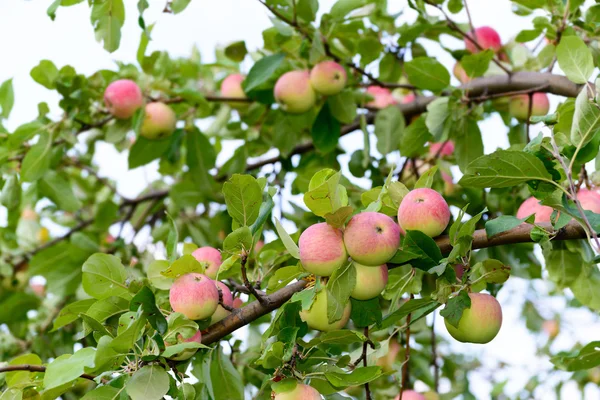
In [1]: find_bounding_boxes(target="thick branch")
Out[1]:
[0,365,96,382]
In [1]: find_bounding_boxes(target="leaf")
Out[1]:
[274,217,300,259]
[81,386,121,400]
[551,341,600,371]
[458,150,555,188]
[374,106,405,155]
[305,330,367,348]
[485,215,526,238]
[570,264,600,311]
[0,174,21,210]
[223,174,262,226]
[350,298,382,327]
[329,0,372,19]
[402,231,443,271]
[242,53,286,94]
[405,57,450,91]
[171,0,191,13]
[414,165,439,189]
[86,296,129,323]
[223,226,253,254]
[303,169,347,217]
[425,97,451,141]
[130,286,168,335]
[43,348,95,389]
[210,346,244,400]
[186,128,216,198]
[38,170,82,212]
[570,87,600,149]
[52,299,96,331]
[324,206,354,228]
[128,135,172,169]
[325,366,383,388]
[399,116,431,157]
[21,131,52,182]
[327,91,357,124]
[326,262,356,324]
[311,103,341,153]
[0,78,14,118]
[460,50,494,78]
[440,290,471,328]
[165,212,178,263]
[81,253,129,300]
[111,312,147,352]
[160,254,204,278]
[556,36,594,84]
[90,0,125,53]
[126,366,170,400]
[224,41,247,62]
[30,60,58,89]
[451,117,483,173]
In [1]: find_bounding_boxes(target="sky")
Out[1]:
[1,1,599,399]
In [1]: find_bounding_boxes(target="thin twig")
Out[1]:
[548,2,570,72]
[240,251,269,306]
[463,0,476,34]
[363,327,372,400]
[217,285,236,312]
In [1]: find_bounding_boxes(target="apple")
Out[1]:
[542,320,559,339]
[453,62,470,84]
[30,282,46,297]
[140,102,177,140]
[210,281,233,324]
[274,70,317,114]
[274,383,322,400]
[516,197,555,223]
[508,93,550,121]
[310,61,347,96]
[429,141,455,158]
[397,188,451,237]
[299,289,351,332]
[104,79,144,119]
[232,297,244,308]
[221,74,248,110]
[441,171,456,196]
[350,263,388,300]
[169,273,219,320]
[444,292,503,344]
[465,26,502,53]
[401,93,416,104]
[377,339,402,372]
[366,86,398,109]
[394,390,426,400]
[299,222,347,277]
[191,246,222,279]
[577,189,600,214]
[588,367,600,384]
[166,330,202,361]
[343,212,401,266]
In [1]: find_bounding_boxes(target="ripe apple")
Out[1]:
[516,197,555,223]
[401,93,416,104]
[394,390,427,400]
[453,62,470,84]
[191,246,222,279]
[508,93,550,121]
[169,273,219,320]
[465,26,502,53]
[140,102,177,140]
[366,86,398,109]
[310,60,347,96]
[210,281,233,324]
[429,141,455,158]
[444,292,503,344]
[221,73,248,110]
[299,222,347,276]
[232,297,244,308]
[441,171,456,196]
[343,212,401,266]
[166,330,202,361]
[104,79,144,119]
[350,263,388,300]
[274,383,322,400]
[542,320,559,339]
[274,70,317,114]
[377,339,402,372]
[397,188,451,237]
[299,289,351,332]
[577,189,600,214]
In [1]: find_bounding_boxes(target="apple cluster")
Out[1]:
[517,188,600,222]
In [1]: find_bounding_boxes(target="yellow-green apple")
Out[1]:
[274,70,317,114]
[350,263,388,300]
[310,61,347,96]
[444,292,503,344]
[397,188,451,237]
[509,93,550,121]
[343,212,401,266]
[299,223,347,276]
[140,102,177,139]
[453,62,470,84]
[104,79,144,119]
[169,273,219,320]
[274,383,322,400]
[516,197,555,223]
[191,246,222,279]
[577,189,600,214]
[210,281,233,324]
[542,320,559,339]
[588,367,600,384]
[166,330,202,361]
[465,26,502,53]
[441,171,456,196]
[429,141,454,158]
[220,73,248,109]
[300,289,351,332]
[394,390,426,400]
[366,86,398,109]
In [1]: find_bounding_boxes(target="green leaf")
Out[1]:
[458,150,555,188]
[312,103,341,153]
[399,116,431,157]
[210,346,244,400]
[330,0,372,20]
[374,106,405,155]
[402,231,443,271]
[90,0,125,53]
[570,87,600,149]
[52,299,96,331]
[0,79,14,119]
[160,254,204,278]
[297,0,319,21]
[38,170,82,212]
[21,131,52,182]
[224,41,247,62]
[30,60,58,89]
[324,205,354,228]
[305,329,367,348]
[86,296,129,323]
[485,215,526,237]
[325,366,383,388]
[147,260,173,290]
[451,117,483,172]
[43,348,95,389]
[303,169,347,217]
[186,128,217,198]
[82,253,129,300]
[326,262,356,323]
[128,135,172,169]
[0,174,21,210]
[327,90,356,124]
[126,366,170,400]
[556,36,594,84]
[414,165,439,189]
[570,264,600,311]
[551,341,600,371]
[166,212,178,263]
[242,53,286,94]
[81,386,121,400]
[440,290,471,328]
[111,312,146,352]
[405,57,450,92]
[425,97,451,141]
[274,217,300,259]
[130,286,168,335]
[222,174,262,226]
[350,298,382,327]
[171,0,192,14]
[460,50,493,78]
[223,226,253,254]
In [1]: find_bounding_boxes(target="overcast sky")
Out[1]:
[1,1,598,399]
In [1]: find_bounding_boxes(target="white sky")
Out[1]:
[1,1,599,399]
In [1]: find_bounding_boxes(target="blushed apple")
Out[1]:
[516,197,555,223]
[429,141,455,158]
[210,281,233,324]
[444,292,503,344]
[577,189,600,214]
[343,212,401,266]
[169,273,219,320]
[192,246,222,279]
[465,26,502,53]
[299,289,351,332]
[274,70,317,114]
[542,320,559,339]
[140,102,177,140]
[453,62,470,84]
[274,383,322,400]
[350,263,388,300]
[397,188,451,237]
[310,61,347,96]
[509,93,550,121]
[366,86,398,109]
[394,391,426,400]
[104,79,144,119]
[299,222,347,277]
[221,73,248,110]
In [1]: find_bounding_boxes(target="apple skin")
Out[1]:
[366,86,398,108]
[299,223,347,277]
[232,297,244,308]
[221,74,248,110]
[542,320,559,339]
[343,212,401,266]
[465,26,502,53]
[350,263,388,300]
[397,188,451,238]
[401,93,416,104]
[191,247,222,279]
[210,281,233,325]
[577,189,600,214]
[453,62,470,84]
[300,289,351,332]
[167,330,202,361]
[516,197,555,223]
[444,292,503,344]
[310,61,347,96]
[104,79,144,119]
[169,273,219,320]
[140,102,177,140]
[508,93,550,121]
[274,383,322,400]
[274,70,317,114]
[394,390,427,400]
[429,141,455,158]
[377,339,401,372]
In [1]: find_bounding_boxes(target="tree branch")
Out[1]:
[0,365,96,382]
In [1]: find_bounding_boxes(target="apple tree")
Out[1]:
[1,0,600,399]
